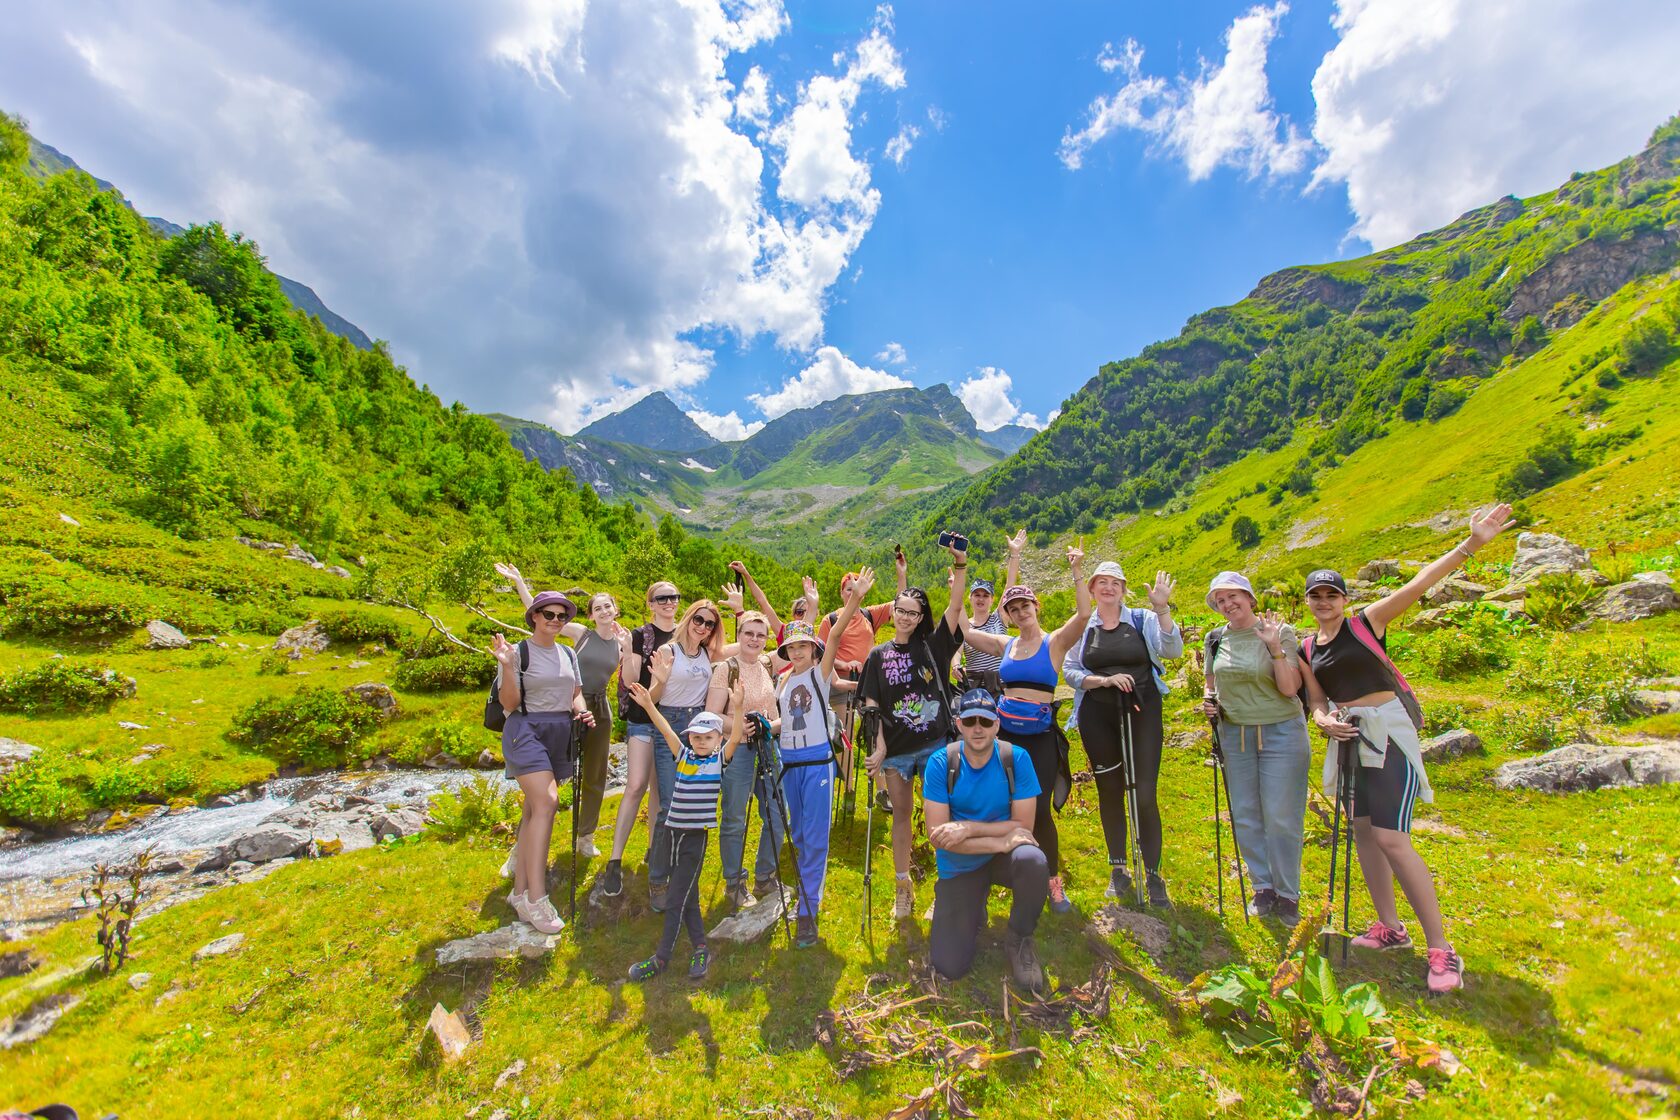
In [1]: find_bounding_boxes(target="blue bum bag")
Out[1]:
[997,695,1054,737]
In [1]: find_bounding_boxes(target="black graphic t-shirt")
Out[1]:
[859,619,961,757]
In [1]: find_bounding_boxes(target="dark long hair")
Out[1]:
[900,587,935,644]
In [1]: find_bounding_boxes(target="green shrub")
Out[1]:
[1507,639,1660,722]
[1499,427,1580,498]
[393,651,493,693]
[256,652,294,676]
[194,649,231,669]
[400,631,461,662]
[317,608,410,647]
[229,686,386,768]
[88,764,145,806]
[1231,515,1261,549]
[426,776,525,843]
[0,661,137,714]
[1423,383,1467,420]
[0,753,86,827]
[1620,318,1676,375]
[1487,706,1583,752]
[1522,572,1597,630]
[1407,614,1514,680]
[392,717,481,766]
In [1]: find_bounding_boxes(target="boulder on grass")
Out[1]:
[1090,904,1172,963]
[1357,559,1402,582]
[1588,580,1679,623]
[1510,532,1589,582]
[274,621,330,654]
[425,1004,473,1062]
[0,738,38,776]
[145,620,192,650]
[435,923,560,965]
[193,933,246,960]
[1424,578,1490,607]
[1421,729,1483,762]
[344,682,398,716]
[1631,690,1680,716]
[1492,742,1680,793]
[709,885,792,944]
[371,808,426,840]
[0,993,81,1049]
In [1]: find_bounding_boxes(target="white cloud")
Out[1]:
[1060,3,1309,178]
[956,367,1044,431]
[1309,0,1680,248]
[876,340,908,365]
[686,408,765,441]
[885,123,919,167]
[748,345,911,418]
[0,0,906,434]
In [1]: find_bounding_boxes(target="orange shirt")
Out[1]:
[819,603,893,668]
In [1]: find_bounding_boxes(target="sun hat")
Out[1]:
[1086,560,1126,588]
[1205,571,1257,611]
[779,620,824,656]
[685,711,726,736]
[956,689,1000,723]
[999,585,1038,612]
[525,590,577,627]
[1305,569,1348,595]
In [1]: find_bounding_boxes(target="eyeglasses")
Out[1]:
[693,616,719,630]
[536,609,568,622]
[893,606,923,619]
[959,715,998,728]
[741,629,768,641]
[652,594,680,604]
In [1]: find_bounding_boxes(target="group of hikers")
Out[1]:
[485,503,1513,995]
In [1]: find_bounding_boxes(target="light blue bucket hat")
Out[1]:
[1205,571,1256,611]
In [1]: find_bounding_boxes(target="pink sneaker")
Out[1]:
[1349,920,1412,951]
[1426,947,1465,994]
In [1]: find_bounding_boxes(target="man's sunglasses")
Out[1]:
[959,715,998,729]
[692,616,719,630]
[651,593,681,604]
[535,608,569,622]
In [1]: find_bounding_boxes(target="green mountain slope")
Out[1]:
[930,117,1680,553]
[575,390,719,452]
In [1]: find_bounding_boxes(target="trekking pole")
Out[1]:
[1216,745,1250,926]
[1325,731,1346,960]
[754,730,796,947]
[859,709,878,942]
[1207,715,1225,920]
[1118,694,1147,907]
[1339,736,1356,964]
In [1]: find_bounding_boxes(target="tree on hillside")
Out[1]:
[1231,515,1261,549]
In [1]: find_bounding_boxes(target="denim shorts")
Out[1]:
[626,720,656,742]
[881,741,943,782]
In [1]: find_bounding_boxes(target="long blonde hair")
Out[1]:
[674,598,726,659]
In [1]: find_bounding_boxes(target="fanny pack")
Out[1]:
[997,695,1054,737]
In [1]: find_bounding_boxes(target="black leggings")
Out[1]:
[1080,690,1164,872]
[999,725,1062,876]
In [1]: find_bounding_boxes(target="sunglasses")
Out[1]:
[959,715,998,729]
[652,593,681,604]
[535,609,568,622]
[693,616,719,630]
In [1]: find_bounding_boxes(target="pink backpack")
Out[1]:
[1302,613,1425,731]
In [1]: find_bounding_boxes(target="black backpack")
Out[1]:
[484,641,580,733]
[945,740,1016,801]
[615,622,658,721]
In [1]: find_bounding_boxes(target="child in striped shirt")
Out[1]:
[625,677,745,981]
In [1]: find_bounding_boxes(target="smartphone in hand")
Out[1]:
[938,530,969,551]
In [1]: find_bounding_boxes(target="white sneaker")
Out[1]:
[499,847,517,879]
[514,891,565,934]
[577,836,599,859]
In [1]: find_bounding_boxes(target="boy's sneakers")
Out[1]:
[893,877,915,920]
[1105,866,1133,900]
[628,955,668,982]
[1145,872,1172,909]
[649,880,669,913]
[725,879,756,911]
[1046,875,1073,915]
[1004,930,1046,995]
[514,892,565,935]
[1273,896,1301,925]
[1250,888,1277,917]
[687,947,711,981]
[1350,920,1412,951]
[1426,947,1465,994]
[795,914,819,949]
[599,860,624,898]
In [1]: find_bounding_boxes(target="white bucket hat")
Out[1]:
[1205,570,1257,611]
[1086,560,1126,589]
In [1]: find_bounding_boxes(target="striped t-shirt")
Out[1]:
[963,612,1007,673]
[666,744,724,830]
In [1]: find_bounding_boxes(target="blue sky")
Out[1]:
[3,1,1678,438]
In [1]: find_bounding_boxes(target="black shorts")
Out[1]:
[1351,736,1421,833]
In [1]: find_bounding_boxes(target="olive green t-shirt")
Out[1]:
[1210,623,1303,726]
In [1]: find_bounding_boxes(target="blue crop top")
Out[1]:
[998,637,1057,692]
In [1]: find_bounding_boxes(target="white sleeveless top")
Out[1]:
[661,642,713,708]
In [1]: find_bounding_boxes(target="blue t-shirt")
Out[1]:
[923,742,1041,879]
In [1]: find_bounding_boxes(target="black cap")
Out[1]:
[1305,569,1347,595]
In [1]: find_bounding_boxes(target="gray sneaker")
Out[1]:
[725,879,756,911]
[1146,872,1172,909]
[1104,865,1133,900]
[1005,929,1046,995]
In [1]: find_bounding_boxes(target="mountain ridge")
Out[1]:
[576,390,719,452]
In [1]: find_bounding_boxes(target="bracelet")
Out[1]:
[1269,651,1286,660]
[952,562,967,569]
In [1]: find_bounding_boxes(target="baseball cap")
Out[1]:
[971,578,996,596]
[685,711,726,736]
[999,585,1038,612]
[1305,569,1348,595]
[956,689,999,723]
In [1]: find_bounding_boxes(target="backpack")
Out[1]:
[945,740,1016,801]
[615,622,658,721]
[483,641,581,733]
[1301,613,1425,731]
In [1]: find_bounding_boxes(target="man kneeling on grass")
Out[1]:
[923,689,1048,994]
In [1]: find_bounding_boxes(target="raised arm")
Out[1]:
[729,560,780,627]
[1365,503,1513,635]
[1048,540,1093,664]
[495,562,535,610]
[1005,528,1025,590]
[721,679,747,762]
[943,534,969,633]
[627,682,681,757]
[821,568,873,681]
[1147,572,1183,657]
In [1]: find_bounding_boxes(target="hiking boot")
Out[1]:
[795,913,819,949]
[576,836,599,859]
[687,947,711,981]
[876,788,894,814]
[1145,872,1172,909]
[599,859,624,898]
[1047,875,1073,915]
[725,878,756,911]
[1350,920,1412,951]
[649,880,669,913]
[628,954,668,982]
[1004,929,1046,995]
[514,891,564,935]
[893,877,915,920]
[754,875,780,904]
[1104,866,1134,900]
[1273,896,1301,925]
[1426,946,1464,995]
[1251,888,1277,917]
